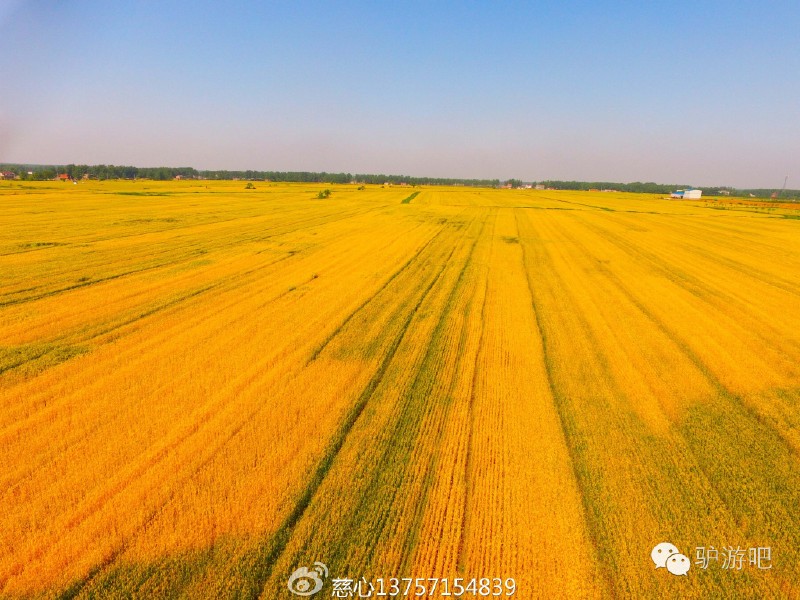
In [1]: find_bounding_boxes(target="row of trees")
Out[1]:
[0,164,198,181]
[1,164,795,198]
[537,180,798,199]
[0,164,500,187]
[540,180,680,193]
[201,170,502,187]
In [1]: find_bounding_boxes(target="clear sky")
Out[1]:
[1,0,798,187]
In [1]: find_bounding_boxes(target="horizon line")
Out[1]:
[1,161,793,192]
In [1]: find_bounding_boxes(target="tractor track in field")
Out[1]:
[215,212,488,598]
[395,210,495,577]
[587,243,800,464]
[514,209,617,599]
[454,212,495,574]
[570,212,800,357]
[576,212,800,299]
[223,250,459,598]
[0,203,417,422]
[0,216,440,528]
[0,220,437,524]
[0,203,389,307]
[305,227,447,364]
[0,246,307,436]
[343,214,490,571]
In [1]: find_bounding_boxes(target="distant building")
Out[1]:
[670,188,702,199]
[57,173,70,181]
[534,184,545,190]
[0,171,16,180]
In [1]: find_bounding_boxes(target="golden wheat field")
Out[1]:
[1,180,799,599]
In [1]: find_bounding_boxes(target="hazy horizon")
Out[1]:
[2,1,798,188]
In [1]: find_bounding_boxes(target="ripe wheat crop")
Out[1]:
[0,181,798,598]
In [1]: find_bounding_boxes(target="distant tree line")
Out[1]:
[0,163,197,181]
[540,180,679,193]
[538,180,798,199]
[201,171,501,187]
[0,164,500,187]
[1,164,796,198]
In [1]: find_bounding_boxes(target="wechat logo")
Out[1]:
[652,542,690,576]
[287,562,328,596]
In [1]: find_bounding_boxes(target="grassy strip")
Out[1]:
[400,192,420,204]
[0,344,88,378]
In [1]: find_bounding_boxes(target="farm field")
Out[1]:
[1,180,799,598]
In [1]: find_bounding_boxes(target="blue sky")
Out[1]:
[1,0,798,187]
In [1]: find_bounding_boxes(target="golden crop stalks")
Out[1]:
[0,181,798,598]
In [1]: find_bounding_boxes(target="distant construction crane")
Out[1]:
[771,175,788,199]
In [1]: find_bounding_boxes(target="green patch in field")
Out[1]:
[156,258,214,277]
[183,259,213,270]
[502,236,519,244]
[56,545,218,600]
[115,217,180,225]
[401,191,420,204]
[111,191,172,196]
[679,392,800,546]
[0,343,89,378]
[17,241,65,248]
